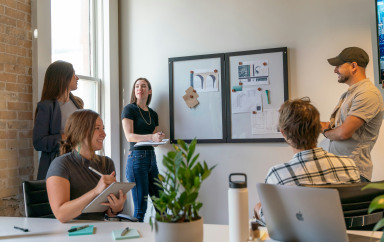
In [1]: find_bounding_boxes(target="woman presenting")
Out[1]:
[33,61,83,180]
[121,77,165,222]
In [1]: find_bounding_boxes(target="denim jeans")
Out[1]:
[126,150,161,222]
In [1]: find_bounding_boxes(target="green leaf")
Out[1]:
[210,164,218,171]
[187,139,197,162]
[149,216,154,230]
[195,202,203,211]
[368,195,384,213]
[179,191,187,205]
[362,183,384,191]
[194,176,201,187]
[189,153,200,169]
[373,218,384,231]
[174,151,183,168]
[158,174,165,182]
[151,138,217,222]
[201,169,211,181]
[186,192,199,203]
[177,139,188,151]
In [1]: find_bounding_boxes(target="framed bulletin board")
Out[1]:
[169,54,227,143]
[226,47,288,142]
[169,47,288,143]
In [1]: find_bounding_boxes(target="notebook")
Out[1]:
[256,183,380,242]
[68,225,94,236]
[134,139,169,147]
[112,229,140,240]
[82,182,136,213]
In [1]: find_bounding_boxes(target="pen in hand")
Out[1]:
[89,166,103,177]
[68,224,89,233]
[14,226,29,232]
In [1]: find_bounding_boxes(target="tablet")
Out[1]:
[82,182,136,213]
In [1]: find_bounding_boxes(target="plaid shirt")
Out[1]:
[258,148,360,224]
[265,147,361,185]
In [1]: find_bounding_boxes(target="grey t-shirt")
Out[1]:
[46,151,115,220]
[320,79,384,180]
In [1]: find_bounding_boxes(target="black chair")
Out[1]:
[303,181,384,230]
[22,180,55,218]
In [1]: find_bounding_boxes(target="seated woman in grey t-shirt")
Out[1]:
[46,109,126,223]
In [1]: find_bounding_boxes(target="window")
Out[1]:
[51,0,100,112]
[33,0,120,179]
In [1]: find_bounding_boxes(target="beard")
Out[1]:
[337,73,350,83]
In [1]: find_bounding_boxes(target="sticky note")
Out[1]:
[112,229,140,240]
[68,225,94,236]
[232,85,242,91]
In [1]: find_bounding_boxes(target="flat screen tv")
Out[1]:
[376,0,384,84]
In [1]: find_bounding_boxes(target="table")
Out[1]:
[0,217,382,241]
[0,217,229,241]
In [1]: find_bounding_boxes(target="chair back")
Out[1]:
[22,180,55,218]
[303,181,384,230]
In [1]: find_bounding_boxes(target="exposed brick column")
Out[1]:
[0,0,33,216]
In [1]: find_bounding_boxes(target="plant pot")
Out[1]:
[154,217,204,242]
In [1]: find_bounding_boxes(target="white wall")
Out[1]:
[119,0,384,224]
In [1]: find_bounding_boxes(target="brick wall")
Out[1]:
[0,0,33,216]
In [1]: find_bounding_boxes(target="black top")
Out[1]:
[46,152,115,220]
[121,103,159,150]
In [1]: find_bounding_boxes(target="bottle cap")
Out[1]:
[229,173,247,188]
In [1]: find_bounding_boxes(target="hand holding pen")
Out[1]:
[158,131,165,139]
[88,167,126,213]
[152,131,165,142]
[89,167,116,195]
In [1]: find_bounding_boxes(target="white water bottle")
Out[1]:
[228,173,249,242]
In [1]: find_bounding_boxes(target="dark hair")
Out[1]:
[60,109,105,168]
[130,77,152,105]
[278,97,321,150]
[40,60,74,101]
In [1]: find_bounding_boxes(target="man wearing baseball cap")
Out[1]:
[320,47,384,182]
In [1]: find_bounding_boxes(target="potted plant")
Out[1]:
[362,183,384,239]
[150,138,216,242]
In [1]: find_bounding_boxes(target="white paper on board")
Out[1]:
[231,88,263,114]
[251,109,280,135]
[191,68,219,93]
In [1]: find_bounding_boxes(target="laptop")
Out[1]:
[256,183,380,242]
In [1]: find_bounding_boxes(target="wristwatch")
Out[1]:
[322,128,332,138]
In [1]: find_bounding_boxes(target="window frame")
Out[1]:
[31,0,121,181]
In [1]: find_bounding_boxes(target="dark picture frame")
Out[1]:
[225,47,288,143]
[168,48,288,143]
[168,54,227,144]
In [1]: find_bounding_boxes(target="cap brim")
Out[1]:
[327,57,345,66]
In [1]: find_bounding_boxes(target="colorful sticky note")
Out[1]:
[232,85,242,91]
[68,225,94,236]
[112,229,140,240]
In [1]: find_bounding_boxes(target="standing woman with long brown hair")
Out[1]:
[33,61,83,180]
[121,77,165,222]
